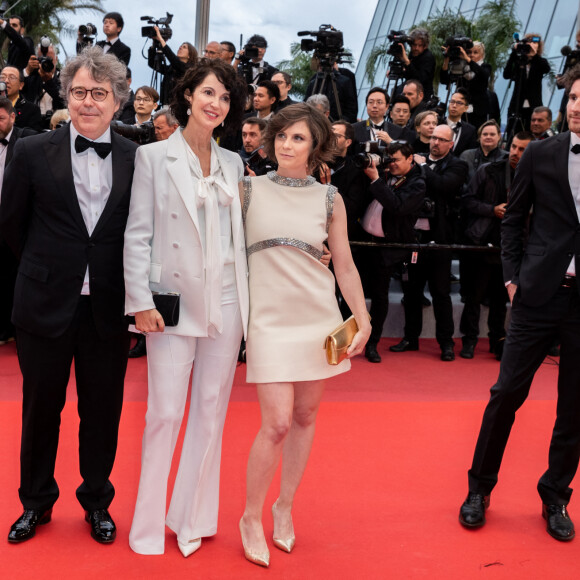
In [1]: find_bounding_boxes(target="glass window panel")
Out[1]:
[400,0,421,29]
[389,1,408,32]
[445,0,463,12]
[544,0,578,60]
[368,0,390,39]
[523,2,550,37]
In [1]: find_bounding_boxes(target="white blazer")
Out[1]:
[123,130,249,337]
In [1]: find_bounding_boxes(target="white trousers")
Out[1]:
[129,296,242,555]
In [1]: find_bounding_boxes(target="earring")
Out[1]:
[221,121,224,127]
[187,108,192,116]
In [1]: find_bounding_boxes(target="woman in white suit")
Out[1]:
[123,60,248,557]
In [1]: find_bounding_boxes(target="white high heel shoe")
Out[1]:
[177,537,202,557]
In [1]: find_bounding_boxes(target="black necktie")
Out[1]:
[75,135,112,159]
[0,138,8,146]
[571,144,580,154]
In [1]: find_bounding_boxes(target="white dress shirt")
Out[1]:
[70,124,113,294]
[567,132,580,275]
[0,127,14,202]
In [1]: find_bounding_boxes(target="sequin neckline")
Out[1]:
[267,171,316,187]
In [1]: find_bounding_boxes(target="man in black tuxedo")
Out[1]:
[234,34,277,84]
[445,88,477,157]
[0,97,35,346]
[352,87,405,146]
[86,12,131,66]
[458,67,580,542]
[0,46,137,545]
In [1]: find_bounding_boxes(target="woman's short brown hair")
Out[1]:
[170,58,247,137]
[414,110,438,129]
[263,103,337,172]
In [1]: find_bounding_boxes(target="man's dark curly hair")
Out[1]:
[170,58,247,137]
[563,63,580,95]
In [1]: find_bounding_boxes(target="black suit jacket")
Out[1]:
[503,52,550,113]
[14,95,44,132]
[422,154,469,243]
[502,132,580,306]
[449,121,477,157]
[352,120,404,146]
[3,23,34,71]
[5,125,37,165]
[0,124,138,339]
[96,39,131,66]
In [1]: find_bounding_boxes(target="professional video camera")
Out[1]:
[0,1,8,18]
[386,30,413,58]
[561,44,580,73]
[78,23,97,46]
[513,33,540,57]
[38,36,54,73]
[110,120,156,145]
[298,24,351,70]
[443,36,474,60]
[141,13,173,41]
[353,141,394,170]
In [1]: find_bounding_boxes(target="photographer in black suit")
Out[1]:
[79,12,131,66]
[234,34,277,84]
[459,67,580,542]
[1,46,137,545]
[0,15,34,71]
[396,28,435,99]
[360,140,426,363]
[390,124,468,361]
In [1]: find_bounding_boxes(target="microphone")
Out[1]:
[561,45,572,56]
[513,33,520,43]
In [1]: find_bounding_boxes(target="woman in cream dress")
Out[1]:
[239,104,371,567]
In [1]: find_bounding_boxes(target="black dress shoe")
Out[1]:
[460,341,475,359]
[494,338,505,361]
[542,504,575,541]
[8,508,52,543]
[365,344,381,363]
[390,339,419,353]
[128,335,147,358]
[441,345,455,361]
[459,493,489,528]
[85,509,116,543]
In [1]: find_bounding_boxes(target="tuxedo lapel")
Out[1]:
[45,124,89,237]
[91,131,134,238]
[552,132,578,219]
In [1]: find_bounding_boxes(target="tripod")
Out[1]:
[310,65,344,120]
[503,54,528,146]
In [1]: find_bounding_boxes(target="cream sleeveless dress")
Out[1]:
[243,171,351,383]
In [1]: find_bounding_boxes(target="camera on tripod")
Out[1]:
[78,23,97,45]
[353,141,394,170]
[513,34,540,57]
[386,30,413,58]
[141,13,173,41]
[298,25,351,69]
[443,36,473,60]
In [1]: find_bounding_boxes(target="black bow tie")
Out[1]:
[0,138,8,146]
[371,122,384,131]
[571,144,580,154]
[75,135,112,159]
[104,41,112,47]
[453,122,462,133]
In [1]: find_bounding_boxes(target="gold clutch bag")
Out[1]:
[325,314,369,365]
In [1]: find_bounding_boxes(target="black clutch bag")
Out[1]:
[128,291,181,327]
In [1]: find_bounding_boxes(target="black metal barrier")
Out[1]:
[349,241,501,253]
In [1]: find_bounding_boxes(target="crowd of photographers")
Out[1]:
[0,13,572,362]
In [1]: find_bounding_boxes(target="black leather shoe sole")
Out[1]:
[8,509,52,543]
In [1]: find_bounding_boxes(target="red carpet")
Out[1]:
[0,339,578,579]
